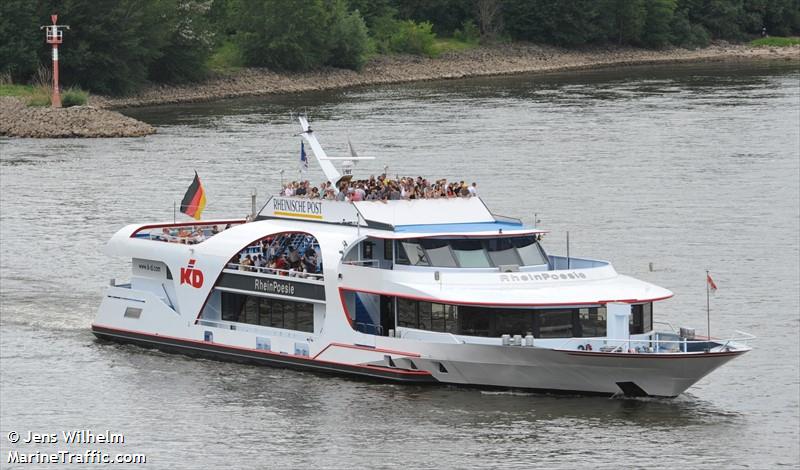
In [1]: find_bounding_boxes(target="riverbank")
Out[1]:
[93,42,799,109]
[0,97,155,138]
[2,42,796,138]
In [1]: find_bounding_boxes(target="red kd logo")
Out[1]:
[180,259,204,288]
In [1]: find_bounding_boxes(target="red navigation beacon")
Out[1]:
[41,14,69,108]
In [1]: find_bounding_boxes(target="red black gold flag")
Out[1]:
[180,171,206,220]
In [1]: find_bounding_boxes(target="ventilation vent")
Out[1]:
[438,362,449,374]
[123,307,142,319]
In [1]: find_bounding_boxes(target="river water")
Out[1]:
[1,61,798,469]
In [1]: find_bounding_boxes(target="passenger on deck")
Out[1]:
[288,245,300,265]
[240,255,254,271]
[274,255,288,274]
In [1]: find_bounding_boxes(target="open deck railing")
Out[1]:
[553,330,755,354]
[133,221,244,245]
[225,263,324,281]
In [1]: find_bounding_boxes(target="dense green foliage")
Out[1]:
[750,36,800,46]
[60,86,87,106]
[1,0,797,96]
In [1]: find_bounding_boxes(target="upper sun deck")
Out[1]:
[257,196,543,237]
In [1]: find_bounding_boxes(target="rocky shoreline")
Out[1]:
[0,97,155,138]
[2,42,796,138]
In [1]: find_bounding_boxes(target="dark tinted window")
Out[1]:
[537,310,574,338]
[630,303,653,334]
[397,298,417,328]
[579,307,607,337]
[219,292,313,333]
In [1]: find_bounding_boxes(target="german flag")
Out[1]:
[180,171,206,220]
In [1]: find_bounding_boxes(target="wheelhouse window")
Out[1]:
[420,239,458,267]
[450,239,492,268]
[512,236,548,266]
[221,292,313,333]
[485,238,521,266]
[393,235,548,269]
[397,240,430,266]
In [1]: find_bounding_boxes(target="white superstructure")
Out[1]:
[92,120,752,397]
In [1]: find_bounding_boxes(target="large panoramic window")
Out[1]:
[394,301,618,339]
[394,236,548,269]
[221,292,313,333]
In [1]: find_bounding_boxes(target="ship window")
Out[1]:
[536,310,574,338]
[630,303,653,334]
[244,297,259,325]
[485,238,522,266]
[418,301,433,330]
[513,237,548,266]
[395,301,595,338]
[397,240,430,266]
[397,298,417,328]
[384,239,393,260]
[420,239,457,267]
[219,292,313,333]
[451,239,491,268]
[494,310,533,337]
[579,307,607,337]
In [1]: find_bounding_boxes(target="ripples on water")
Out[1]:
[1,62,798,468]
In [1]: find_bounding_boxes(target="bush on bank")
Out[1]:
[1,0,798,96]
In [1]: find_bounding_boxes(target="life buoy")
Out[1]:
[577,345,585,350]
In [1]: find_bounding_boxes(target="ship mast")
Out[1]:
[297,116,375,189]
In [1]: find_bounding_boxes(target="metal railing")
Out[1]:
[553,330,755,354]
[138,223,243,244]
[225,263,324,280]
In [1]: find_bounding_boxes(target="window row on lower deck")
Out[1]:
[220,292,314,333]
[392,298,652,338]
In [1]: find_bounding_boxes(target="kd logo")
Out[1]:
[180,259,204,288]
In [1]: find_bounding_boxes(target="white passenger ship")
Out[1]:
[92,118,753,397]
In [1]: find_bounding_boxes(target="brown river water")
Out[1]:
[1,61,798,469]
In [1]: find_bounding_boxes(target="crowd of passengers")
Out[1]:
[281,174,478,201]
[229,233,323,278]
[155,224,234,244]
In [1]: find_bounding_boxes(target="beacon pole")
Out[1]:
[41,14,69,108]
[706,270,711,352]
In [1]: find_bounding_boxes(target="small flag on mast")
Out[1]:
[179,171,206,220]
[300,141,308,171]
[707,273,718,292]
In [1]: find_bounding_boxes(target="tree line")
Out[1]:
[1,0,797,96]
